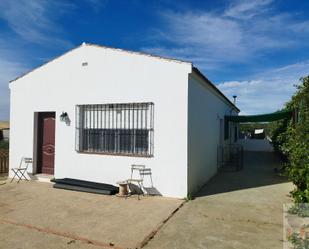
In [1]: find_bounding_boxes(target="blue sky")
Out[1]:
[1,0,309,119]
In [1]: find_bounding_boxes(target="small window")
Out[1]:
[75,103,154,156]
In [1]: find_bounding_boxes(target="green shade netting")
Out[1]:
[226,110,293,123]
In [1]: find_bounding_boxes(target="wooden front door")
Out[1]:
[37,112,56,175]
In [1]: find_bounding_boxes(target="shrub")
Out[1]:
[270,76,309,203]
[284,76,309,203]
[269,118,289,161]
[0,140,9,150]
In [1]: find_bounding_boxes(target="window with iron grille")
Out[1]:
[75,103,154,156]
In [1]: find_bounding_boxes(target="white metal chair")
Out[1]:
[130,164,145,180]
[127,165,145,194]
[139,168,153,190]
[10,157,32,183]
[127,165,153,195]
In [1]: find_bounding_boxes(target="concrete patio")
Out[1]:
[0,181,183,249]
[144,152,294,249]
[0,152,294,249]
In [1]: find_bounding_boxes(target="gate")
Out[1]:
[217,144,244,171]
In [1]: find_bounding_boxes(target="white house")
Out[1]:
[9,43,239,198]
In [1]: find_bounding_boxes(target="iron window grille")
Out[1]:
[75,103,154,156]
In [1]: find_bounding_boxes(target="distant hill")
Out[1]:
[0,121,9,129]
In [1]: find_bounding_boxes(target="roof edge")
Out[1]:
[84,43,192,65]
[192,67,240,113]
[10,44,83,83]
[10,43,192,84]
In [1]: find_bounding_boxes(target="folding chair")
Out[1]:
[139,168,153,190]
[127,165,145,194]
[127,165,154,195]
[130,164,145,180]
[10,157,32,183]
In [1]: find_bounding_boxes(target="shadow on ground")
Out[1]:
[145,151,293,249]
[196,151,289,197]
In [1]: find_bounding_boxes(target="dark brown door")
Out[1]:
[37,112,56,174]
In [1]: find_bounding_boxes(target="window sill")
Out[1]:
[76,150,154,158]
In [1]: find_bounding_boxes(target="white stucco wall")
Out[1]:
[9,44,191,198]
[187,73,238,195]
[237,139,274,152]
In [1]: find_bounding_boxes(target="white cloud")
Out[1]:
[143,1,309,70]
[0,0,80,120]
[0,0,108,120]
[0,0,75,47]
[217,61,309,114]
[143,11,247,66]
[0,0,110,120]
[224,0,273,19]
[0,36,30,120]
[0,56,28,120]
[142,1,309,115]
[87,0,108,12]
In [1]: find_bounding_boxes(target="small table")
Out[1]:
[116,180,130,197]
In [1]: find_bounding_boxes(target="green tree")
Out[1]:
[284,76,309,203]
[270,76,309,203]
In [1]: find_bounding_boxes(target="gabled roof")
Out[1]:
[192,67,240,112]
[9,42,239,112]
[10,43,191,83]
[85,43,192,64]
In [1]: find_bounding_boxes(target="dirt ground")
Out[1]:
[0,181,183,249]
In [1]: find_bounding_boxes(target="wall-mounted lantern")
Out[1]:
[60,112,71,126]
[60,112,68,122]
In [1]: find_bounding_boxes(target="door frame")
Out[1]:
[34,112,56,175]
